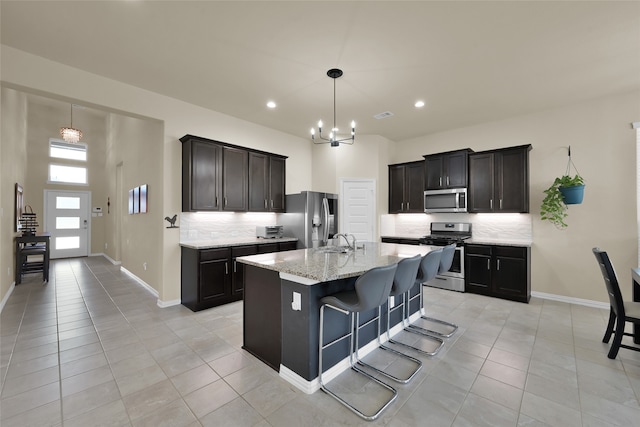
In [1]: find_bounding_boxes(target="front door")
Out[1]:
[44,190,91,259]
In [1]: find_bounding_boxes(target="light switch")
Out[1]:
[291,292,301,311]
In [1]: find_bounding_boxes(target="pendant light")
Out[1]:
[60,104,83,143]
[311,69,355,147]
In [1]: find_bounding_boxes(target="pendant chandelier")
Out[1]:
[311,68,355,147]
[60,104,83,143]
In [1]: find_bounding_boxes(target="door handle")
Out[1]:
[225,262,229,275]
[487,259,490,270]
[497,259,500,270]
[83,219,88,229]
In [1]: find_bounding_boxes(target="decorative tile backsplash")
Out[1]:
[381,213,532,243]
[180,212,280,241]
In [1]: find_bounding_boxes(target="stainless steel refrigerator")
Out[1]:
[280,191,338,249]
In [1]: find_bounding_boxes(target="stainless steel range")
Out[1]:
[419,222,471,292]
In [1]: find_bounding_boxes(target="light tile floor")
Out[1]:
[2,256,640,426]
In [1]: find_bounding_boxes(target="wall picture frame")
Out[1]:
[140,184,148,213]
[15,183,23,232]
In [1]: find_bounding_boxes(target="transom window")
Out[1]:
[48,139,88,185]
[50,139,87,161]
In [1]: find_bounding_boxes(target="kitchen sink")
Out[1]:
[316,245,352,254]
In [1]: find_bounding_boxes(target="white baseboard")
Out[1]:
[120,266,159,298]
[157,298,181,308]
[531,291,609,310]
[0,282,16,313]
[92,252,121,265]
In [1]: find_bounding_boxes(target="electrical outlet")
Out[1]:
[143,262,147,271]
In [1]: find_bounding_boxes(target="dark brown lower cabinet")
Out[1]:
[182,241,298,311]
[231,245,258,298]
[181,247,232,311]
[465,244,530,303]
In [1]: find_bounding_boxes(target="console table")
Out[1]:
[15,233,50,284]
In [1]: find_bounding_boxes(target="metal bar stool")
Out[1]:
[414,243,459,338]
[354,255,423,384]
[318,263,398,421]
[388,250,445,356]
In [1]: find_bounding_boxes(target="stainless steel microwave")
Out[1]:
[424,188,467,213]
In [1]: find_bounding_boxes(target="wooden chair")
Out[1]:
[592,248,640,359]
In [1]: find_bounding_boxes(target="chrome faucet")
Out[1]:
[335,233,357,250]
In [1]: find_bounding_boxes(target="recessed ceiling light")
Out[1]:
[415,100,425,108]
[266,101,276,109]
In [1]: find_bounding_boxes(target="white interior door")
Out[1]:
[340,179,375,243]
[45,190,91,259]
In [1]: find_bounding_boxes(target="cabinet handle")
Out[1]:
[225,262,229,275]
[447,176,450,186]
[224,197,227,207]
[401,202,404,211]
[407,202,410,211]
[487,259,490,270]
[234,260,237,273]
[497,259,500,270]
[215,196,218,207]
[500,199,503,210]
[439,177,442,187]
[264,199,267,209]
[271,200,274,209]
[490,199,493,209]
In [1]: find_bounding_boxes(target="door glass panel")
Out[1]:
[56,196,80,209]
[56,217,80,229]
[56,236,80,250]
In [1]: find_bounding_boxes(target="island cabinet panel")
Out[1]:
[424,149,471,190]
[388,161,425,213]
[278,241,298,251]
[222,146,248,211]
[248,153,287,212]
[465,244,530,303]
[243,265,282,371]
[468,145,531,213]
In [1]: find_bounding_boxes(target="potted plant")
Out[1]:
[540,174,585,228]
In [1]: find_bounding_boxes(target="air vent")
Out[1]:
[374,111,394,120]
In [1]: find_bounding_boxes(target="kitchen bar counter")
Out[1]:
[237,242,436,393]
[238,242,435,283]
[179,236,297,250]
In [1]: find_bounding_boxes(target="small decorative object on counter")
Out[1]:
[165,214,178,228]
[540,146,585,229]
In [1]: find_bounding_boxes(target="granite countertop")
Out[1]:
[236,242,437,284]
[180,237,298,250]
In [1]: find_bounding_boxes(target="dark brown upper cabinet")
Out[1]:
[222,146,248,211]
[181,135,286,213]
[389,161,425,213]
[424,149,472,190]
[248,152,286,213]
[468,145,531,213]
[182,138,222,211]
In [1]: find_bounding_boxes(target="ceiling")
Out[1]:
[2,1,639,141]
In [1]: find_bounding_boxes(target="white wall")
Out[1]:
[0,88,28,307]
[1,46,313,304]
[391,91,640,303]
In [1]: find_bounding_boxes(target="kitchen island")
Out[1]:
[237,242,436,393]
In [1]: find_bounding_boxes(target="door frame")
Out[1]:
[339,178,376,242]
[43,189,92,258]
